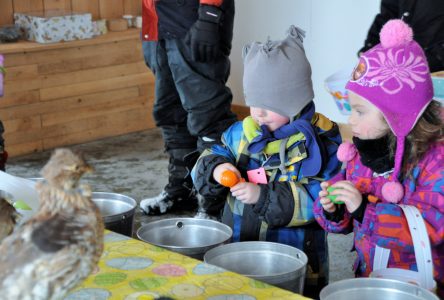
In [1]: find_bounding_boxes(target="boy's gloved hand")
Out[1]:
[185,4,222,62]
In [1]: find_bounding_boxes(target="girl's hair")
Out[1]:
[388,100,443,178]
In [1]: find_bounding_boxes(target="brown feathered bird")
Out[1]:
[0,148,104,300]
[0,196,18,243]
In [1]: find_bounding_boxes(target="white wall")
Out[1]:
[228,0,379,123]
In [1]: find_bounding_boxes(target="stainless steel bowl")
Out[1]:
[320,278,439,300]
[204,241,307,293]
[136,218,233,260]
[92,192,137,237]
[26,177,43,182]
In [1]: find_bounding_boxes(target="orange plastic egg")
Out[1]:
[220,170,239,187]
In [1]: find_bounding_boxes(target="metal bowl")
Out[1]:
[320,278,439,300]
[137,218,233,260]
[204,241,307,293]
[26,177,43,182]
[92,192,137,237]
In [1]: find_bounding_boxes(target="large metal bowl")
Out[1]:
[137,218,233,260]
[21,184,137,236]
[92,192,137,237]
[204,241,307,293]
[320,278,439,300]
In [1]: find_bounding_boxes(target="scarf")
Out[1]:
[353,136,394,174]
[243,102,324,176]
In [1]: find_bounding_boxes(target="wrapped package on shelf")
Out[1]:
[14,11,93,44]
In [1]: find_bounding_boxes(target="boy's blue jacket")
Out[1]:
[192,112,342,247]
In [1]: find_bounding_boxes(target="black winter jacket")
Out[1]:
[143,0,234,55]
[360,0,444,72]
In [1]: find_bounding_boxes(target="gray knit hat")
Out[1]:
[242,25,314,119]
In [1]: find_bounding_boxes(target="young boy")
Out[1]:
[192,25,342,297]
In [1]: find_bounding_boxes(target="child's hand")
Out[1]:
[230,182,261,204]
[327,181,362,213]
[213,163,241,185]
[319,182,336,213]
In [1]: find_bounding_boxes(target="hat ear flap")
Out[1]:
[286,25,305,48]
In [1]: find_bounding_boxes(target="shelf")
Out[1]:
[0,27,153,157]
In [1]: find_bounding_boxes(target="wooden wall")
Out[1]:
[0,30,155,157]
[0,0,142,26]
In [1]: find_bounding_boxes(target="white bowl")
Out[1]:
[432,71,444,104]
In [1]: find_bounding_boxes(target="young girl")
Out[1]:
[314,19,444,297]
[192,26,342,298]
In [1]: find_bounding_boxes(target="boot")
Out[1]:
[193,193,225,220]
[140,148,198,215]
[0,150,6,171]
[140,189,197,215]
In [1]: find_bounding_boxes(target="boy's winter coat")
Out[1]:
[192,112,342,285]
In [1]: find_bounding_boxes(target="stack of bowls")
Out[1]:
[92,192,137,237]
[204,241,308,294]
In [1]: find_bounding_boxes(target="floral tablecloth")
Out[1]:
[65,231,309,300]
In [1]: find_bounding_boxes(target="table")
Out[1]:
[65,231,310,300]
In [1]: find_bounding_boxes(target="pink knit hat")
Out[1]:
[344,19,434,203]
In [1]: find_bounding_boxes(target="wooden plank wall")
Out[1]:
[0,0,142,26]
[0,31,155,157]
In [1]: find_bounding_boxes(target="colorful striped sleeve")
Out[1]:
[373,143,444,250]
[313,168,355,233]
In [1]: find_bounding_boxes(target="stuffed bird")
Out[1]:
[0,148,104,300]
[0,196,18,243]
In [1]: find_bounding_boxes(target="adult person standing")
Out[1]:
[359,0,444,72]
[139,0,237,217]
[0,56,6,171]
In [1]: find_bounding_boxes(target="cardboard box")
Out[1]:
[14,11,93,44]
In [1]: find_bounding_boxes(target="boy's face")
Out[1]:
[348,91,390,140]
[250,107,289,132]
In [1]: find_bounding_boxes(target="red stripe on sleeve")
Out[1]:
[200,0,223,6]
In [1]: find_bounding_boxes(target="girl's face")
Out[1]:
[250,107,289,132]
[348,91,390,139]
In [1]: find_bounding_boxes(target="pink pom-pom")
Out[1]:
[337,142,357,162]
[380,20,413,48]
[381,181,404,203]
